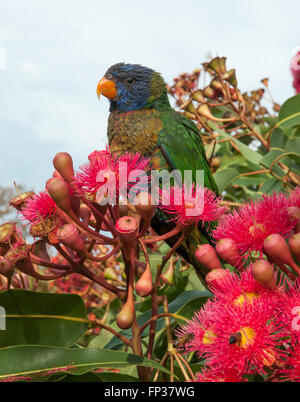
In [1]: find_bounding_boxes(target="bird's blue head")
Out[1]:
[97,63,170,112]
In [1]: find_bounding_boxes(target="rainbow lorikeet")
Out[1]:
[96,63,219,285]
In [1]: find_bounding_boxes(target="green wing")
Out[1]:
[150,110,220,285]
[156,110,218,194]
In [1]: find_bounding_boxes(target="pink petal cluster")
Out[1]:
[195,366,247,382]
[280,340,300,382]
[158,184,226,225]
[20,191,57,223]
[208,267,280,313]
[177,267,286,380]
[213,193,294,259]
[75,148,151,198]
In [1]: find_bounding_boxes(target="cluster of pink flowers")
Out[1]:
[177,187,300,382]
[75,148,151,199]
[177,267,300,382]
[213,192,297,260]
[20,191,57,223]
[159,183,226,226]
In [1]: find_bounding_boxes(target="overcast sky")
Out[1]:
[0,0,299,192]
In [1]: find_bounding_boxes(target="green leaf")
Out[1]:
[97,372,139,382]
[0,289,88,347]
[219,155,245,169]
[231,138,262,165]
[88,330,114,350]
[278,94,300,129]
[260,149,284,168]
[208,121,263,165]
[269,128,287,149]
[0,345,173,379]
[285,137,300,155]
[214,168,240,192]
[259,178,285,195]
[234,176,268,187]
[175,291,211,322]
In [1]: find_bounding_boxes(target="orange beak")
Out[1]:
[96,77,117,100]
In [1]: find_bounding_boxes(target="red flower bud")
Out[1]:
[116,299,135,330]
[46,178,73,213]
[53,152,74,184]
[263,234,300,275]
[287,206,300,222]
[52,170,63,180]
[289,233,300,264]
[57,224,85,253]
[79,204,91,225]
[216,238,240,266]
[195,244,222,271]
[115,216,139,259]
[205,268,229,290]
[287,206,300,233]
[251,260,276,289]
[135,265,152,297]
[115,216,139,242]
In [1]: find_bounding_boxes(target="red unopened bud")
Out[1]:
[252,260,276,289]
[263,234,300,275]
[135,265,152,297]
[53,152,74,184]
[79,204,91,225]
[0,256,14,276]
[47,178,72,213]
[287,206,300,222]
[115,216,139,242]
[116,299,135,330]
[57,224,85,253]
[289,233,300,264]
[216,238,240,266]
[52,170,63,180]
[31,240,50,261]
[206,268,229,290]
[287,207,300,232]
[195,244,222,271]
